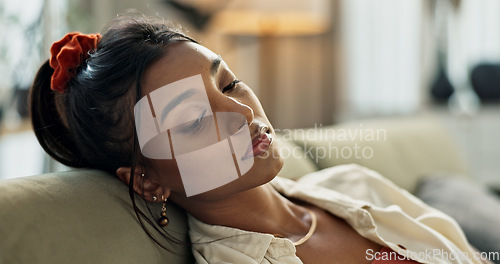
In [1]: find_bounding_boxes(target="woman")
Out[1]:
[30,14,485,264]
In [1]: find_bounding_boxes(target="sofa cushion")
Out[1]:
[416,176,500,261]
[0,169,192,264]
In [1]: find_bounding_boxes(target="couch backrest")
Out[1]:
[280,117,470,193]
[0,170,192,264]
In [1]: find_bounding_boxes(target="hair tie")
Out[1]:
[49,32,102,93]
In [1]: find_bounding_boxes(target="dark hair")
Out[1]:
[29,13,196,252]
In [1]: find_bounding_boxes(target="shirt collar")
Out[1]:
[189,215,298,262]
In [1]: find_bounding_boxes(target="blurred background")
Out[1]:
[0,0,499,183]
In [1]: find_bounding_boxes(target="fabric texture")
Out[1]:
[0,170,193,264]
[417,176,500,264]
[189,164,480,264]
[49,32,101,92]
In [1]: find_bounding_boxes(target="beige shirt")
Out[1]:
[189,164,481,264]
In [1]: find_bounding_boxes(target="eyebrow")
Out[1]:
[211,55,222,76]
[160,89,196,124]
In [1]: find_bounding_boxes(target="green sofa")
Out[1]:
[0,117,471,264]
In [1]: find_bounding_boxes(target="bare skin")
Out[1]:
[295,204,381,264]
[117,41,381,263]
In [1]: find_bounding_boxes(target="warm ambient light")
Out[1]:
[210,0,330,36]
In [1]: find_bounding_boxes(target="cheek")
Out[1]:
[148,159,185,192]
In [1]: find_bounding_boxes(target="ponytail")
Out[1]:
[29,60,88,168]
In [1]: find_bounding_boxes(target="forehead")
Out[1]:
[141,42,218,95]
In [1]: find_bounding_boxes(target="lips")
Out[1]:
[242,126,273,160]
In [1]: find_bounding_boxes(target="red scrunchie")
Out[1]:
[49,32,102,93]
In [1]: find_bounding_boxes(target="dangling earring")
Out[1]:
[158,195,169,227]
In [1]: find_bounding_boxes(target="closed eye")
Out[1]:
[222,79,241,93]
[188,109,207,132]
[177,109,207,134]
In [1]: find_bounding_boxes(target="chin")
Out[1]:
[250,141,284,182]
[188,140,284,200]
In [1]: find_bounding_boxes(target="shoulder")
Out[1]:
[273,164,422,207]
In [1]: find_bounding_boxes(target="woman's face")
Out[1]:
[139,41,283,200]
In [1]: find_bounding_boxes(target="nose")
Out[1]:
[214,96,254,133]
[222,96,254,124]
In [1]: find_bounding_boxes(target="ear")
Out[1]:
[116,167,170,202]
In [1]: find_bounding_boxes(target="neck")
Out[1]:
[175,183,311,238]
